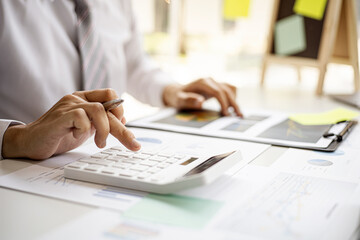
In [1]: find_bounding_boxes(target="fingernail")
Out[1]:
[132,139,141,149]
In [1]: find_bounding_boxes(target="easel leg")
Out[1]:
[346,0,360,92]
[260,59,267,87]
[316,66,327,95]
[353,64,360,91]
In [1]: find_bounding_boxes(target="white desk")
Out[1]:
[1,83,359,240]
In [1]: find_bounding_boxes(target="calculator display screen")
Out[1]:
[183,151,235,177]
[180,157,198,166]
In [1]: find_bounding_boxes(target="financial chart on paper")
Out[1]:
[217,173,357,240]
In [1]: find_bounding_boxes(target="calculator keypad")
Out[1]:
[66,147,192,181]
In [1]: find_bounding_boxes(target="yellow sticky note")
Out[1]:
[294,0,328,20]
[224,0,251,19]
[289,108,359,125]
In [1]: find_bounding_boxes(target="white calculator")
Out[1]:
[64,146,242,194]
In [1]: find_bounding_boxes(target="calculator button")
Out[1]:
[101,149,114,155]
[130,165,149,172]
[119,170,138,177]
[105,156,120,162]
[132,153,149,160]
[101,167,117,174]
[137,172,151,179]
[157,163,170,169]
[157,152,173,158]
[113,163,132,169]
[165,158,179,164]
[139,160,158,167]
[121,158,139,164]
[91,153,108,159]
[116,152,134,158]
[96,159,114,166]
[141,150,157,155]
[67,162,87,169]
[84,164,103,171]
[149,156,167,162]
[173,155,185,159]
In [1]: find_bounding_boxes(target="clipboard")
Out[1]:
[127,109,358,152]
[254,120,357,152]
[318,120,358,151]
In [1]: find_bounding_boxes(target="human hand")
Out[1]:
[2,89,141,160]
[162,78,243,117]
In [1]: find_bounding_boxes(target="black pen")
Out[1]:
[102,98,124,111]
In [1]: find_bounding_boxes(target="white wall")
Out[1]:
[183,0,222,35]
[131,0,275,55]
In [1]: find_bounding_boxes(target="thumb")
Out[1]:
[178,92,205,109]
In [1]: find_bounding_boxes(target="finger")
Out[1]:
[221,85,243,117]
[74,88,124,123]
[224,83,237,95]
[65,108,92,139]
[76,102,110,148]
[107,112,141,151]
[177,92,205,109]
[110,105,124,123]
[196,79,230,115]
[73,88,119,102]
[121,116,127,125]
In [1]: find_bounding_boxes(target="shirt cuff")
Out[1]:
[0,120,25,160]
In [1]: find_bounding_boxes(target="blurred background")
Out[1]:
[123,0,360,117]
[132,0,272,86]
[130,0,360,90]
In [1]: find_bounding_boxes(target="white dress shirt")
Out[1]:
[0,0,174,159]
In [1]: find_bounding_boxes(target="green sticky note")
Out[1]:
[275,15,306,56]
[294,0,328,20]
[289,108,359,125]
[124,194,223,229]
[224,0,251,19]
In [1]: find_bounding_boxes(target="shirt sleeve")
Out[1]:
[0,120,24,160]
[124,3,176,107]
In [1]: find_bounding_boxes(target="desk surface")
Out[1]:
[1,82,359,240]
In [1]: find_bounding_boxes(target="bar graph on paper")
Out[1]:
[26,167,142,201]
[0,164,144,211]
[218,173,357,240]
[26,167,76,187]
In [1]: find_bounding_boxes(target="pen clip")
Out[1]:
[322,132,342,142]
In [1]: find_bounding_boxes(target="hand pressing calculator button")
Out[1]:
[64,146,242,194]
